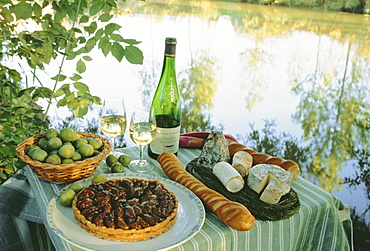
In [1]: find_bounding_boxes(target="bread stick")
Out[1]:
[157,152,255,231]
[227,141,300,179]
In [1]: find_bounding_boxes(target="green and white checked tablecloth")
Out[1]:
[23,147,353,251]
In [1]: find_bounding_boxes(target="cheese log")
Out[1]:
[158,152,255,231]
[232,151,253,176]
[213,162,244,193]
[197,131,230,169]
[227,141,300,179]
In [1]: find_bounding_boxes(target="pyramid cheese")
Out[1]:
[197,131,230,169]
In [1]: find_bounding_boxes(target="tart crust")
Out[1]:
[72,178,178,241]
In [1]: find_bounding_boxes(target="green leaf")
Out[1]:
[79,15,89,23]
[110,34,125,42]
[56,99,67,107]
[125,46,144,65]
[76,59,86,73]
[84,21,97,34]
[70,73,82,81]
[79,98,91,108]
[1,7,14,23]
[105,23,121,35]
[51,74,67,81]
[98,37,111,56]
[85,37,97,53]
[74,106,88,118]
[95,28,104,40]
[111,42,125,62]
[54,9,67,23]
[90,1,104,16]
[99,13,112,22]
[73,82,89,92]
[33,2,42,18]
[12,2,33,20]
[82,56,92,61]
[123,39,142,45]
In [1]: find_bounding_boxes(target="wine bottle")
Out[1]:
[148,37,181,159]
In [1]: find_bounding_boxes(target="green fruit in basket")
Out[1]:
[30,149,48,162]
[89,138,103,150]
[60,128,76,142]
[38,137,48,148]
[46,128,59,139]
[45,154,61,165]
[69,182,84,194]
[47,137,63,150]
[62,158,74,164]
[49,150,59,155]
[71,133,80,142]
[59,189,76,207]
[111,163,124,173]
[71,152,82,161]
[26,145,41,155]
[105,154,118,167]
[118,154,131,166]
[59,144,75,159]
[78,144,94,157]
[92,174,107,184]
[85,137,93,143]
[74,138,88,149]
[39,139,49,151]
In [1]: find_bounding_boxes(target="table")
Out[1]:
[1,147,353,250]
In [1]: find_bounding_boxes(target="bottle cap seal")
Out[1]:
[165,37,176,57]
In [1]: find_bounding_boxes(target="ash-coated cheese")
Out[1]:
[247,164,292,204]
[213,162,244,193]
[197,131,230,169]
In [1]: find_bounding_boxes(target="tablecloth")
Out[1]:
[0,147,353,250]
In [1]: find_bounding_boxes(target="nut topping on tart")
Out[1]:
[72,178,178,241]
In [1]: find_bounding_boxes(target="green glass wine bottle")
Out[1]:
[148,37,181,159]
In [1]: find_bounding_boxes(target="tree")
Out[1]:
[0,0,143,183]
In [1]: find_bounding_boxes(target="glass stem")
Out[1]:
[111,137,116,153]
[138,145,145,167]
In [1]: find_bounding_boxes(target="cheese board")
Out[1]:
[186,158,300,221]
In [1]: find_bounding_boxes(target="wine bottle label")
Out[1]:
[150,126,180,154]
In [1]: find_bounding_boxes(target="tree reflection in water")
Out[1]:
[291,39,370,193]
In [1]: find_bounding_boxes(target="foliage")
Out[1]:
[241,0,370,14]
[1,0,143,118]
[345,146,370,214]
[0,65,49,184]
[240,119,311,170]
[0,0,143,184]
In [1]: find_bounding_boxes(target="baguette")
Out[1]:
[157,152,255,231]
[227,141,301,179]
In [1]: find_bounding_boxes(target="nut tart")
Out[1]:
[72,178,178,241]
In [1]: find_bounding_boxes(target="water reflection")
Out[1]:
[291,38,370,192]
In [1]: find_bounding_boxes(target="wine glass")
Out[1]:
[99,97,127,155]
[129,104,156,171]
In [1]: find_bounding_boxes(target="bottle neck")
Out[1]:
[164,38,176,57]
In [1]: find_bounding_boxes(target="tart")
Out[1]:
[72,178,178,241]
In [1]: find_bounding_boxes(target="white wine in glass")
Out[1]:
[99,97,127,155]
[129,104,156,171]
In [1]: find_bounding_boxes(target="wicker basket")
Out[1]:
[16,131,111,184]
